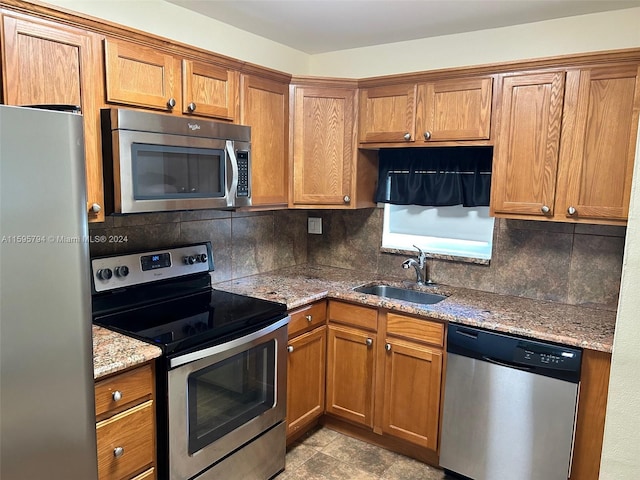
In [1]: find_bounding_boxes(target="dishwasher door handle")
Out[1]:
[481,355,533,373]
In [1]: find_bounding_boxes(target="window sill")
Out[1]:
[380,247,491,266]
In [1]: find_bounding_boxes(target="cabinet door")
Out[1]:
[291,86,355,207]
[182,60,237,120]
[359,84,417,143]
[418,77,492,141]
[96,400,155,480]
[286,326,326,438]
[326,324,376,427]
[557,64,640,222]
[104,38,178,111]
[381,338,443,450]
[240,75,289,206]
[2,13,104,222]
[490,72,565,217]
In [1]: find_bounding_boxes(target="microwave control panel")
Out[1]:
[236,151,249,197]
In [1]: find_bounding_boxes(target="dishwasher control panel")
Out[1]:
[448,324,582,383]
[515,344,581,371]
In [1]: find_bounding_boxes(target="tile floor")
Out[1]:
[276,427,453,480]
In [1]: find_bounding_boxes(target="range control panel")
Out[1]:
[92,242,213,293]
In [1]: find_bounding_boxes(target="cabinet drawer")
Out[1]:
[386,313,444,347]
[289,301,327,337]
[131,467,155,480]
[328,301,378,331]
[96,400,155,480]
[95,364,153,417]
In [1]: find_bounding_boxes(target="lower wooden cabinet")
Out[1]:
[381,337,443,451]
[286,301,327,441]
[95,363,156,480]
[287,325,326,438]
[325,324,377,427]
[325,301,445,453]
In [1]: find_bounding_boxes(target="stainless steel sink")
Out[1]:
[354,284,446,304]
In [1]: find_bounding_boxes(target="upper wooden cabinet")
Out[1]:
[491,71,566,218]
[104,38,238,121]
[491,63,640,224]
[359,76,493,145]
[557,64,640,223]
[240,74,289,207]
[359,83,417,143]
[290,80,377,209]
[1,12,105,222]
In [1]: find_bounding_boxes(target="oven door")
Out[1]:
[166,317,288,480]
[113,129,248,213]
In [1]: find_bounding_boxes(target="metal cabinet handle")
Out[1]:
[112,390,122,402]
[187,102,197,112]
[365,338,373,347]
[541,205,550,214]
[343,195,351,203]
[167,98,176,109]
[305,315,312,323]
[113,447,124,458]
[403,132,411,141]
[568,206,577,216]
[423,131,432,141]
[287,345,294,353]
[385,343,391,351]
[90,203,101,214]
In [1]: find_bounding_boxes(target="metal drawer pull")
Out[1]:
[112,390,122,402]
[167,98,176,109]
[385,343,391,351]
[113,446,124,458]
[365,338,373,347]
[541,205,550,214]
[287,345,294,353]
[305,315,312,322]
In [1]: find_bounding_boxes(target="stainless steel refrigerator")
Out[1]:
[0,105,98,479]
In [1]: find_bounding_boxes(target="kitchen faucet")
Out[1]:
[402,245,431,285]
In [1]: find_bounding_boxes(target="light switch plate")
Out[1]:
[308,217,322,234]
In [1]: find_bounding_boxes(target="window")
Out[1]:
[377,147,495,261]
[381,204,495,261]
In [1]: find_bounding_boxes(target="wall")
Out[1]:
[307,208,625,310]
[41,1,640,78]
[309,7,640,77]
[599,126,640,478]
[41,0,309,74]
[88,209,308,284]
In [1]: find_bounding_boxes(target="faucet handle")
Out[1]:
[413,245,427,264]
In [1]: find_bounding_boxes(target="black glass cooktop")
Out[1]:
[93,288,287,356]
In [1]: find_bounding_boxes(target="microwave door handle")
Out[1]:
[225,140,238,208]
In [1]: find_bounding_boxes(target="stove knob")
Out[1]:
[97,268,113,281]
[184,255,196,265]
[114,265,129,278]
[198,253,208,263]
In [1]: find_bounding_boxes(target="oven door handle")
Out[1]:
[169,316,290,369]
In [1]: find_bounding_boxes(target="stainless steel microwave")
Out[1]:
[101,108,251,214]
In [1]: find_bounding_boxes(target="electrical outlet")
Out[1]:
[308,217,322,234]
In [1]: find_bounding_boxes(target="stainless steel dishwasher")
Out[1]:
[440,324,582,480]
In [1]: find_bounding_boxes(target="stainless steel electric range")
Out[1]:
[91,242,289,480]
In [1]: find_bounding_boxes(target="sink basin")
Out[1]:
[354,284,446,305]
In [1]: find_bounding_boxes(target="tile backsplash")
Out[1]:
[91,207,624,309]
[307,208,625,310]
[89,209,308,285]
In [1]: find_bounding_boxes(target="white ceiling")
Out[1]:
[166,0,640,54]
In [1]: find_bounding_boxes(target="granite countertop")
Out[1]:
[93,325,163,380]
[212,264,616,353]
